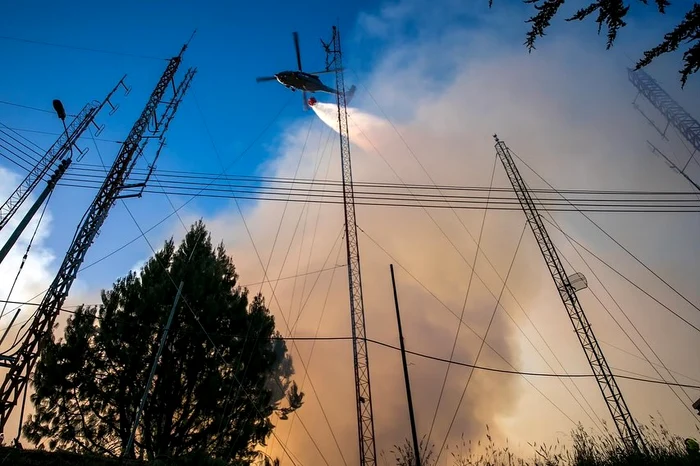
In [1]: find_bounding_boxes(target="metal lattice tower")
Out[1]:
[628,68,700,156]
[493,135,646,453]
[0,44,196,433]
[0,80,127,232]
[323,25,377,466]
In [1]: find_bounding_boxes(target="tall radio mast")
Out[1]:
[493,135,646,452]
[0,44,195,433]
[323,25,377,466]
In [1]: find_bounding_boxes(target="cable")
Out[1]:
[287,126,333,332]
[435,222,527,464]
[4,304,698,390]
[191,89,341,465]
[0,136,41,167]
[427,152,497,447]
[0,151,31,172]
[283,234,345,457]
[601,339,700,384]
[121,203,305,466]
[60,165,700,199]
[6,126,121,144]
[541,218,700,334]
[0,100,57,115]
[0,125,45,157]
[341,95,632,434]
[358,225,582,430]
[509,148,700,316]
[60,163,700,197]
[0,124,45,153]
[546,218,699,419]
[54,181,700,214]
[517,148,700,419]
[259,116,315,298]
[0,35,166,61]
[366,338,700,389]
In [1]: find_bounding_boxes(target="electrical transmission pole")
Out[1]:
[0,44,196,434]
[492,135,646,453]
[629,68,699,175]
[0,82,126,232]
[0,159,70,265]
[323,25,377,466]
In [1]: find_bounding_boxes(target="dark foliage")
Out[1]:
[635,4,700,87]
[491,0,698,87]
[22,220,303,465]
[0,446,227,465]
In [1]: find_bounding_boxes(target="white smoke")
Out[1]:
[310,101,388,151]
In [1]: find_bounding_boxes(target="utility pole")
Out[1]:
[492,135,646,453]
[390,264,421,466]
[125,281,184,458]
[0,159,70,265]
[323,25,377,466]
[0,44,196,434]
[0,80,127,232]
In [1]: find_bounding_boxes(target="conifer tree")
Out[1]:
[23,220,302,464]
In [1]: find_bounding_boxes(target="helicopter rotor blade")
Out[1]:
[306,68,342,75]
[256,76,277,83]
[293,32,303,71]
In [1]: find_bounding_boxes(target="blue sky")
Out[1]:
[0,0,517,293]
[0,0,392,291]
[1,0,697,350]
[1,1,700,461]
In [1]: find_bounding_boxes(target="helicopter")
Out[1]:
[256,32,356,110]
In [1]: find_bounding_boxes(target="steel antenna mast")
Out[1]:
[0,44,196,433]
[628,68,700,190]
[0,80,127,232]
[628,68,700,156]
[492,135,646,453]
[323,25,377,466]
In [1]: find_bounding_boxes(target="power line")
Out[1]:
[63,163,700,197]
[541,201,699,418]
[52,182,700,213]
[5,126,122,144]
[0,100,57,115]
[5,305,698,391]
[0,136,41,167]
[0,35,166,61]
[436,220,527,465]
[358,225,586,430]
[188,88,338,465]
[427,153,498,447]
[509,149,700,316]
[542,219,700,335]
[0,125,46,157]
[0,93,296,328]
[368,338,700,389]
